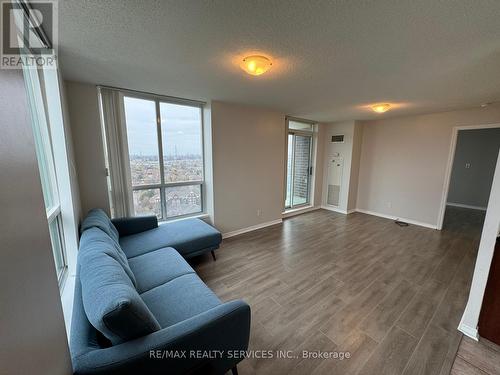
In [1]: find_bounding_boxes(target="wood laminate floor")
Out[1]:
[191,207,484,375]
[451,336,500,375]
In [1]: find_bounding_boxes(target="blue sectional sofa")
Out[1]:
[70,209,251,375]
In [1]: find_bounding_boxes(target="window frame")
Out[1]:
[22,61,68,285]
[121,92,205,220]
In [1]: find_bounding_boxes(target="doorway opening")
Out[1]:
[439,125,500,234]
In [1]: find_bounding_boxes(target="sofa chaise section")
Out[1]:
[116,216,222,259]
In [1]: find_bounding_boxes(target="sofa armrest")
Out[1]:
[111,216,158,237]
[72,300,251,375]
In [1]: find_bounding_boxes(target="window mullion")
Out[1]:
[132,183,163,190]
[47,204,61,223]
[163,180,203,188]
[308,134,314,204]
[155,100,166,218]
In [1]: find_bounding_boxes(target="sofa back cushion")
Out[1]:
[80,227,137,287]
[81,208,120,243]
[78,249,161,345]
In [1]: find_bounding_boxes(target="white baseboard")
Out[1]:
[321,205,354,215]
[282,205,320,218]
[446,202,487,211]
[458,322,479,341]
[354,208,437,229]
[222,219,283,239]
[223,207,436,239]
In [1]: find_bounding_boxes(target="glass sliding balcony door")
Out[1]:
[285,129,313,209]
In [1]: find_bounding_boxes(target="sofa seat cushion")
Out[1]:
[140,273,221,328]
[120,218,222,259]
[128,247,195,293]
[78,249,160,345]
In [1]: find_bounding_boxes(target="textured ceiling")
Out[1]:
[58,0,500,122]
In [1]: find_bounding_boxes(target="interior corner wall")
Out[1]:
[65,80,110,217]
[356,104,500,227]
[313,124,326,207]
[348,121,363,211]
[447,128,500,209]
[321,120,358,212]
[0,69,72,375]
[211,101,286,234]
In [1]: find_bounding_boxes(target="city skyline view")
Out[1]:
[124,96,203,157]
[123,96,204,219]
[128,155,203,186]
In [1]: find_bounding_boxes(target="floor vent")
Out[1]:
[327,184,340,206]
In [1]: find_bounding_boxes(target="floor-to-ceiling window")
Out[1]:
[285,119,315,209]
[122,94,204,220]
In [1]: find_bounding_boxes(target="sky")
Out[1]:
[123,96,202,157]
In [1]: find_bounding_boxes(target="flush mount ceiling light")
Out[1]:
[371,103,391,113]
[241,55,272,76]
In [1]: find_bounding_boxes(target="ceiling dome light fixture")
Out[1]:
[241,55,272,76]
[371,103,391,113]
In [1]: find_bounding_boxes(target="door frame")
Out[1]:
[290,132,313,209]
[459,149,500,340]
[284,118,315,211]
[437,122,500,230]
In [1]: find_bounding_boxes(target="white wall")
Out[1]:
[65,81,111,216]
[0,70,72,375]
[447,128,500,209]
[356,104,500,227]
[348,122,363,211]
[211,101,286,234]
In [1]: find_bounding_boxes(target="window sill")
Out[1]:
[159,212,210,225]
[60,265,76,338]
